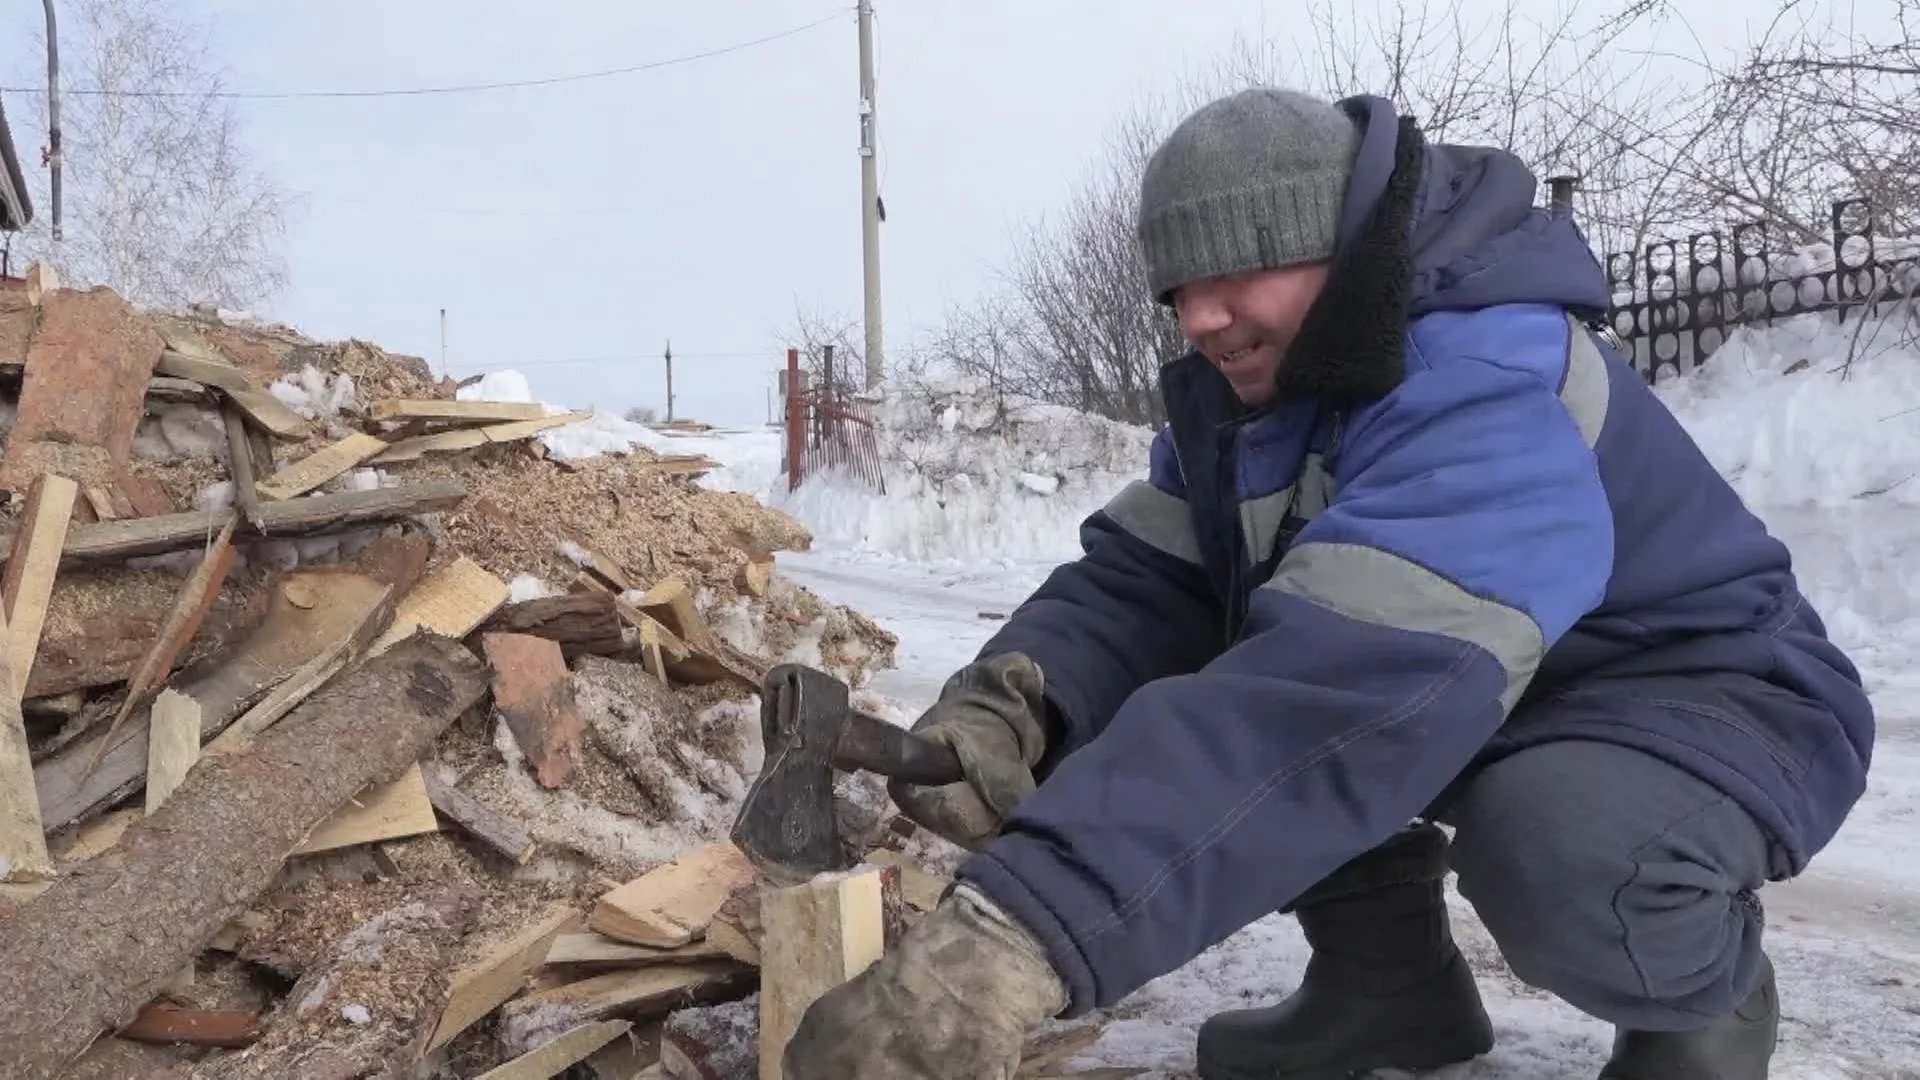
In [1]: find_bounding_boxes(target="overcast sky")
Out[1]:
[3,0,1784,427]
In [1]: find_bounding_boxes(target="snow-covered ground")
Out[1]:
[679,310,1920,1078]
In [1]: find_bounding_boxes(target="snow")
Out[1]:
[692,310,1920,1076]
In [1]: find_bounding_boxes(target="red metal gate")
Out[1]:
[783,347,886,493]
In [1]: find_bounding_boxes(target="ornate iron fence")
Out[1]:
[1601,198,1920,382]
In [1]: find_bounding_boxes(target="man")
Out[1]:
[783,88,1874,1080]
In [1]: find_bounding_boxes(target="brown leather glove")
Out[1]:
[888,652,1049,850]
[782,883,1068,1079]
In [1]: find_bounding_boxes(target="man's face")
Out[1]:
[1172,262,1331,408]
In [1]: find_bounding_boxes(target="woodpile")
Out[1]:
[0,278,1144,1079]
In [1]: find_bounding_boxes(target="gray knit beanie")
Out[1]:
[1137,88,1362,303]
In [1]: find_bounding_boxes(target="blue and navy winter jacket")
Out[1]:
[955,97,1875,1017]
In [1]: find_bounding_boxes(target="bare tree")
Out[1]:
[8,0,291,309]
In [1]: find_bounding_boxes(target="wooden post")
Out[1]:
[784,348,804,492]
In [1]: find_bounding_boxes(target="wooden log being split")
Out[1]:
[756,868,891,1080]
[0,632,489,1080]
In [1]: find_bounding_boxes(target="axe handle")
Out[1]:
[834,708,967,787]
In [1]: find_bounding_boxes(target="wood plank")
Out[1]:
[142,690,201,814]
[589,842,757,948]
[85,517,239,769]
[1,475,78,699]
[502,961,752,1028]
[0,480,467,564]
[0,634,490,1080]
[545,933,734,970]
[198,586,390,758]
[369,555,510,656]
[476,1019,632,1080]
[292,764,439,855]
[370,398,549,424]
[756,869,888,1080]
[429,902,581,1050]
[221,405,262,524]
[0,606,49,882]
[255,432,389,501]
[420,768,536,865]
[371,410,591,464]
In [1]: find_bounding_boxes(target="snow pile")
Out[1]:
[1651,312,1920,686]
[776,377,1155,565]
[453,368,677,461]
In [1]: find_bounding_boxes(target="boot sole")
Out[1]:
[1195,1028,1496,1080]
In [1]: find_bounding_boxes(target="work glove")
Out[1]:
[888,651,1049,850]
[783,882,1069,1079]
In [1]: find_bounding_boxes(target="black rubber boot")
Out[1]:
[1195,823,1495,1080]
[1599,953,1779,1079]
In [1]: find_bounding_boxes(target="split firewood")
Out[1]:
[628,576,718,655]
[496,961,753,1058]
[589,842,757,949]
[755,867,893,1079]
[566,542,636,593]
[185,889,481,1079]
[735,556,773,599]
[482,594,629,660]
[0,633,490,1080]
[0,606,50,882]
[291,764,440,855]
[481,632,586,788]
[369,554,509,656]
[544,932,734,970]
[703,887,763,967]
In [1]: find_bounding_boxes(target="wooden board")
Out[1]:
[429,902,581,1050]
[419,768,536,864]
[371,398,549,424]
[0,605,49,882]
[544,932,734,969]
[255,432,389,500]
[292,764,439,855]
[475,1019,632,1080]
[371,411,592,464]
[1,475,78,698]
[369,555,509,656]
[588,842,757,948]
[143,690,202,814]
[756,869,888,1079]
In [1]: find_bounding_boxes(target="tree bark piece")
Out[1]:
[482,594,629,659]
[0,481,467,564]
[660,998,758,1080]
[188,889,480,1080]
[481,632,585,788]
[0,633,488,1080]
[589,843,757,948]
[118,1004,263,1050]
[756,868,889,1080]
[2,287,165,492]
[420,768,536,865]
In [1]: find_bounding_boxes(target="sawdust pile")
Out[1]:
[0,280,974,1080]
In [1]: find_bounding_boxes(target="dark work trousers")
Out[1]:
[1434,726,1778,1033]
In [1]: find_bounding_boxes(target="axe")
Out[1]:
[730,662,963,885]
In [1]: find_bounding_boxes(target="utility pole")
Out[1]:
[664,340,675,422]
[438,308,448,378]
[856,0,884,389]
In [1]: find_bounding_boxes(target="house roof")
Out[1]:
[0,96,33,232]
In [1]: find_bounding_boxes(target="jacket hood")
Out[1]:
[1337,94,1612,317]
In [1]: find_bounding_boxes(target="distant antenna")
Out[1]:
[439,308,449,377]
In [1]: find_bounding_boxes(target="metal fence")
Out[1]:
[1601,197,1919,381]
[781,346,886,493]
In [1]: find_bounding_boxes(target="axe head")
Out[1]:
[730,663,859,886]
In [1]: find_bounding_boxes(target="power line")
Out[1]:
[0,10,848,100]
